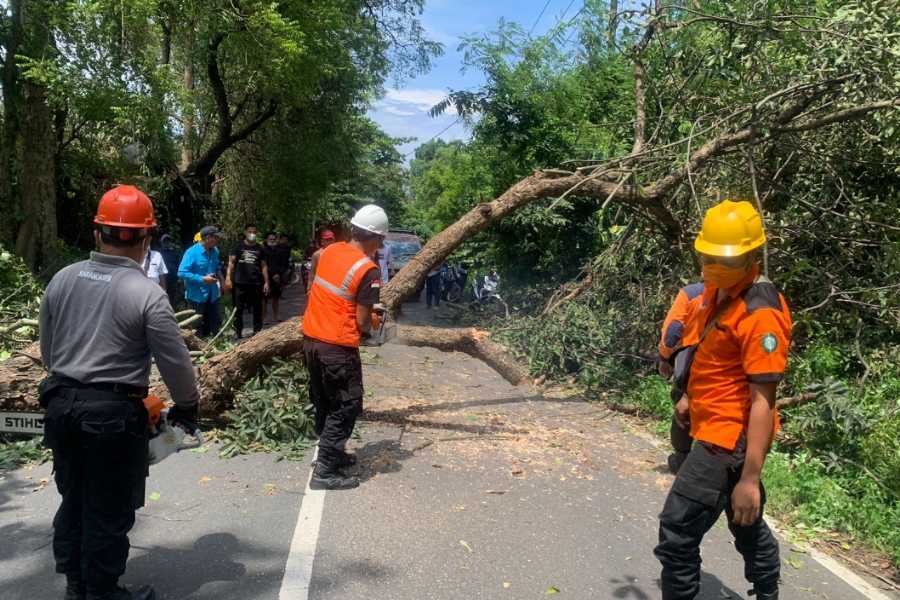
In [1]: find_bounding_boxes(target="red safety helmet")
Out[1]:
[94,185,157,229]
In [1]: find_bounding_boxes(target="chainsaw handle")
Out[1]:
[174,426,204,451]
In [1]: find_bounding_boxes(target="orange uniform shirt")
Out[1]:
[688,266,792,450]
[658,282,704,361]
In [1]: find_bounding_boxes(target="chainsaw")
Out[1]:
[361,303,396,347]
[143,395,203,465]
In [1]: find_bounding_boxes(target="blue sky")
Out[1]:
[369,0,584,160]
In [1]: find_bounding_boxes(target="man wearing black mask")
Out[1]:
[226,224,269,340]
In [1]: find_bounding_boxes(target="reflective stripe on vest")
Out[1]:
[311,256,372,301]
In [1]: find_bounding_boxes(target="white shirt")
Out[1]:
[378,245,392,283]
[143,250,169,283]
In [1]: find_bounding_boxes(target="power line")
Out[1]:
[404,117,462,158]
[528,0,554,36]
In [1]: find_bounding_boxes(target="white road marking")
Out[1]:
[279,447,325,600]
[768,517,895,600]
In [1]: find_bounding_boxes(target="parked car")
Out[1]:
[384,230,424,301]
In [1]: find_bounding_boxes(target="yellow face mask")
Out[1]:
[701,263,747,289]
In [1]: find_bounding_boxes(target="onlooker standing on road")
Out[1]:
[263,231,291,322]
[226,224,269,340]
[177,225,223,337]
[40,185,199,600]
[142,241,168,292]
[377,240,392,284]
[654,200,790,600]
[159,234,181,306]
[278,233,295,283]
[425,263,442,309]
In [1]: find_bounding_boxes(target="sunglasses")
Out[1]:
[699,254,751,269]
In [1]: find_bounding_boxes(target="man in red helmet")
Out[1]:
[39,185,200,600]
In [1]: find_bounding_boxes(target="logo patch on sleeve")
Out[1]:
[761,333,778,353]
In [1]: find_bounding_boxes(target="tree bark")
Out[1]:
[0,0,23,248]
[0,330,205,412]
[14,0,56,270]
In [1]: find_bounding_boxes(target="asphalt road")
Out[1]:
[0,295,894,599]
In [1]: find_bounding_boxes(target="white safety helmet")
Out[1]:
[350,205,389,236]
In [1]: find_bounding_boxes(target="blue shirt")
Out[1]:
[178,243,221,303]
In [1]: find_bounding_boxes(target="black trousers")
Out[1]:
[654,440,780,599]
[234,283,263,337]
[302,338,363,469]
[425,273,441,307]
[42,385,148,593]
[189,298,221,337]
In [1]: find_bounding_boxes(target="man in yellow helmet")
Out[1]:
[654,200,791,600]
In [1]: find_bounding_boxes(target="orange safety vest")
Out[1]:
[302,242,378,348]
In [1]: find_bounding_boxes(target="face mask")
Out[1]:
[267,240,276,247]
[247,233,257,242]
[702,264,747,289]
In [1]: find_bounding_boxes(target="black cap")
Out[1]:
[200,225,222,239]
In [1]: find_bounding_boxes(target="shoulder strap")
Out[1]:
[697,275,765,345]
[698,295,733,345]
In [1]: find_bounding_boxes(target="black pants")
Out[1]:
[654,440,780,599]
[426,273,441,307]
[189,298,221,337]
[42,385,148,594]
[302,338,363,469]
[234,284,263,337]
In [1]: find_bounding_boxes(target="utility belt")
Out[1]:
[38,375,148,408]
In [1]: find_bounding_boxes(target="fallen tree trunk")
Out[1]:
[159,322,526,417]
[395,326,528,386]
[1,318,527,417]
[0,329,207,413]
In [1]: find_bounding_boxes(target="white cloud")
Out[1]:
[382,105,418,117]
[383,88,457,115]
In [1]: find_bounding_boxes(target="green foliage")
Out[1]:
[218,357,315,461]
[0,436,50,471]
[0,246,43,354]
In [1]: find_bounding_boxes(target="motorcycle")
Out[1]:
[472,270,508,317]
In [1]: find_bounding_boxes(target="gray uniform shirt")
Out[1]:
[39,252,199,408]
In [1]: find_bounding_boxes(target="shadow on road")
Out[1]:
[351,439,414,483]
[126,533,260,599]
[609,572,747,599]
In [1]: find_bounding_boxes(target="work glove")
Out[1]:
[167,403,199,435]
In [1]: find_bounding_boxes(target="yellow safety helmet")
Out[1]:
[193,231,202,243]
[694,200,766,257]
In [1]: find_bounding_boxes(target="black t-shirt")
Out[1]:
[265,244,291,274]
[230,241,266,285]
[356,267,381,306]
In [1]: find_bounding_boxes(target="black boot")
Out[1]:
[310,457,359,490]
[87,585,156,600]
[749,585,778,600]
[64,575,85,600]
[311,450,357,468]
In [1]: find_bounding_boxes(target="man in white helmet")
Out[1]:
[301,204,388,489]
